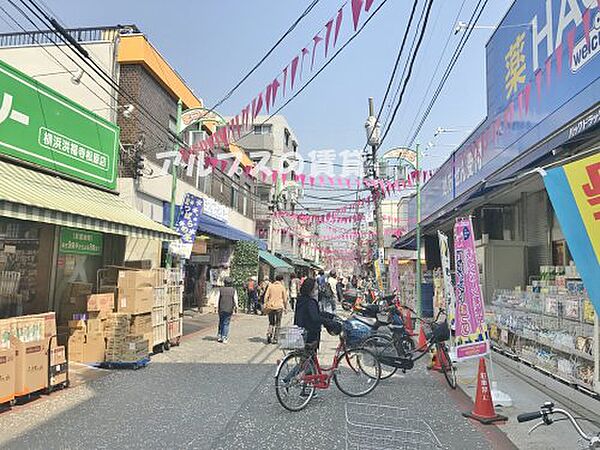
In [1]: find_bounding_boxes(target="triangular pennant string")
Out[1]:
[291,56,300,90]
[282,66,288,97]
[583,8,591,47]
[334,7,344,47]
[311,34,323,71]
[324,19,334,58]
[300,47,310,80]
[351,0,364,30]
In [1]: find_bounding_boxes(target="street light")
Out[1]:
[454,20,532,35]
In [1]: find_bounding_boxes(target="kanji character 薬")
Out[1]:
[505,32,526,99]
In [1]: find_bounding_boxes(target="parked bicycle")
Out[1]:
[348,300,415,379]
[362,307,457,388]
[518,402,600,448]
[274,318,382,412]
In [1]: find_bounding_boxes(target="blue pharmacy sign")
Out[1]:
[410,0,600,228]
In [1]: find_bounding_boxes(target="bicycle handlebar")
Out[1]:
[521,403,597,445]
[517,411,543,423]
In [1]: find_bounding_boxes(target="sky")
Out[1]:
[0,0,514,173]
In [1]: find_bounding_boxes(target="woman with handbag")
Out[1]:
[263,274,288,344]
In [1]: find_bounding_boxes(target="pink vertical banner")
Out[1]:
[453,217,490,361]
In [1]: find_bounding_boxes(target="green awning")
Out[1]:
[277,252,312,268]
[259,250,293,271]
[0,160,178,240]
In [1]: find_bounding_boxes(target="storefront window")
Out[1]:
[0,218,54,318]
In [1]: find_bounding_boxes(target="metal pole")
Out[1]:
[166,99,183,269]
[368,98,385,289]
[415,143,422,316]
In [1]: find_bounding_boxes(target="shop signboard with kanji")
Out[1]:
[453,217,490,361]
[410,0,600,227]
[59,228,103,256]
[543,152,600,314]
[0,59,119,189]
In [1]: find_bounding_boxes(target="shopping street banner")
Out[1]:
[453,217,490,361]
[543,152,600,314]
[437,231,456,331]
[171,193,204,259]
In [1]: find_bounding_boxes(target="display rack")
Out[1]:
[490,288,596,391]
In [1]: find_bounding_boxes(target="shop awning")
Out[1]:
[277,252,312,268]
[259,250,293,271]
[197,213,266,250]
[0,160,178,240]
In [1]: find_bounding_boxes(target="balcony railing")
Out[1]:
[0,25,139,48]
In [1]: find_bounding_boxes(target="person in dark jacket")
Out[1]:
[294,277,335,349]
[216,277,238,343]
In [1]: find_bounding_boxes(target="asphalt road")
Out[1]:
[0,314,514,449]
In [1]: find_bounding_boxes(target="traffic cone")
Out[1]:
[431,348,442,372]
[404,309,414,336]
[462,358,508,424]
[417,326,427,349]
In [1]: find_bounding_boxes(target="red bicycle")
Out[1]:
[274,319,382,412]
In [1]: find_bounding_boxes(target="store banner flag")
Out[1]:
[438,231,456,331]
[542,152,600,314]
[453,217,490,361]
[171,193,204,259]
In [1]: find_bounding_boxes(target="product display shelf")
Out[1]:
[493,322,593,362]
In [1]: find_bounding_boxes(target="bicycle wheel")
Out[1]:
[275,352,316,411]
[437,342,457,389]
[362,334,398,380]
[334,348,381,397]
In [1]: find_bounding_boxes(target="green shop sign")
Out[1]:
[0,59,119,189]
[59,228,103,256]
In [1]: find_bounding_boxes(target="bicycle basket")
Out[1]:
[345,402,442,449]
[431,321,450,343]
[278,326,305,350]
[343,319,372,346]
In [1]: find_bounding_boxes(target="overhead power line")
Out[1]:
[407,0,489,147]
[378,0,435,149]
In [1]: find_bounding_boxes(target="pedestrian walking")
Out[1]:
[289,273,300,310]
[263,274,288,344]
[316,270,326,289]
[246,276,259,314]
[216,277,238,344]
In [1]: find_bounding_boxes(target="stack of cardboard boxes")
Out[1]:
[104,313,149,363]
[65,293,114,364]
[0,312,65,403]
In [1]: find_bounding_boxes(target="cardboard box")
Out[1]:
[0,348,15,404]
[130,314,152,336]
[118,270,155,290]
[13,338,48,396]
[84,334,105,363]
[87,293,115,313]
[0,318,13,350]
[50,345,66,366]
[68,320,86,332]
[117,287,153,314]
[87,318,102,335]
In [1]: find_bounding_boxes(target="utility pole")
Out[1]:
[415,143,422,316]
[166,99,183,269]
[365,98,385,286]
